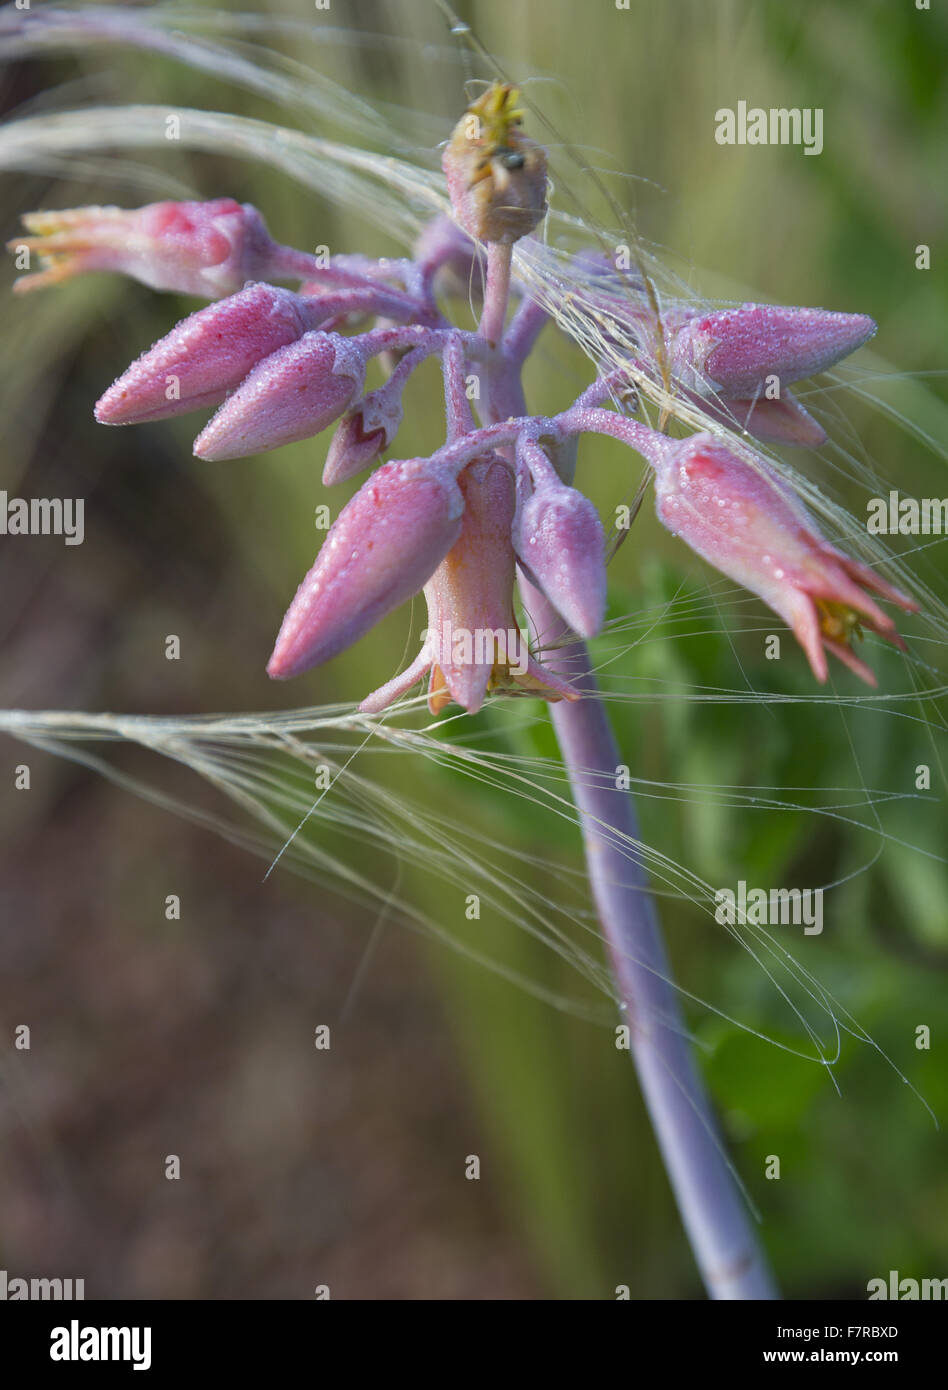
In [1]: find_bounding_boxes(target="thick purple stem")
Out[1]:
[521,583,778,1299]
[476,257,777,1298]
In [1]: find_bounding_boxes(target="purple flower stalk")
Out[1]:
[15,80,916,1300]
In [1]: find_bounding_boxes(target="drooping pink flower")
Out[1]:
[360,457,578,714]
[267,457,466,679]
[95,283,326,425]
[11,199,280,298]
[193,332,367,460]
[650,433,916,685]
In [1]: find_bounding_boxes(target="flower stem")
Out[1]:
[522,584,779,1299]
[475,260,778,1298]
[479,241,513,348]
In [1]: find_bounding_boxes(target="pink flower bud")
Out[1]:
[442,84,547,244]
[267,458,465,679]
[360,457,578,715]
[321,358,412,485]
[11,199,279,297]
[193,332,366,461]
[322,411,387,486]
[672,303,875,398]
[651,434,916,685]
[515,471,607,639]
[95,283,322,425]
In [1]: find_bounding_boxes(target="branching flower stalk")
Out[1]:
[10,79,919,1299]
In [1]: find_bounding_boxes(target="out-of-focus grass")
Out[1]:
[1,0,946,1297]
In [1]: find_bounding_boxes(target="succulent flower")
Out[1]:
[514,438,607,639]
[194,332,368,460]
[649,433,916,685]
[10,198,282,297]
[670,303,876,399]
[322,410,389,486]
[684,388,828,447]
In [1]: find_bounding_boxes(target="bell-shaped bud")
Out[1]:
[442,83,548,244]
[11,198,280,298]
[672,303,875,398]
[95,283,323,425]
[193,333,367,461]
[361,457,578,715]
[267,457,466,679]
[514,446,607,639]
[651,433,916,685]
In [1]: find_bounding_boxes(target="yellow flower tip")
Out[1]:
[816,600,864,647]
[427,666,452,715]
[20,206,120,235]
[466,82,525,147]
[11,262,78,293]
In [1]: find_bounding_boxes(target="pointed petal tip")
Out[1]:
[844,312,877,349]
[192,428,223,461]
[562,606,604,642]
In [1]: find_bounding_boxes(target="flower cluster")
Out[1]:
[10,83,915,708]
